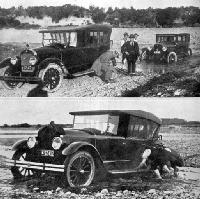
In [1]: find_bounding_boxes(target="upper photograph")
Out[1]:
[0,0,200,97]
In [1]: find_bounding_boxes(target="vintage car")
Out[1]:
[0,24,112,92]
[141,33,192,64]
[6,110,183,187]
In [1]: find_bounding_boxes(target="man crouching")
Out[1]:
[92,50,119,83]
[137,145,184,180]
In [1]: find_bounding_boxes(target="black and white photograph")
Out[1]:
[0,0,200,97]
[0,98,200,198]
[0,0,200,199]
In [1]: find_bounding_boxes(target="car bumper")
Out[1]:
[0,76,41,83]
[5,159,64,172]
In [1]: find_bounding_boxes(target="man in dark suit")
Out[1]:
[121,33,140,75]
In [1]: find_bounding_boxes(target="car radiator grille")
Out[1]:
[21,53,33,66]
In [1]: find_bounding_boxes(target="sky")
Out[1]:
[0,0,200,9]
[0,98,199,125]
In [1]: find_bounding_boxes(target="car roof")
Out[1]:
[39,24,112,33]
[156,33,190,37]
[69,110,162,124]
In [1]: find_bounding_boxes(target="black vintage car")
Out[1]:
[0,24,112,92]
[141,33,192,64]
[6,110,183,187]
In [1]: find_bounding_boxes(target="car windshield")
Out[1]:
[73,114,119,135]
[42,32,77,47]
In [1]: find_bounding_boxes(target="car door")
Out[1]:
[122,116,148,169]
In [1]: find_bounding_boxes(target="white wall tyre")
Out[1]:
[167,52,177,64]
[1,65,23,90]
[39,63,63,93]
[65,151,95,187]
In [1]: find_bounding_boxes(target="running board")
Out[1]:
[72,69,95,77]
[108,169,149,175]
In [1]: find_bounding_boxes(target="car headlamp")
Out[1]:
[162,47,167,52]
[10,57,18,65]
[29,56,37,65]
[52,137,62,150]
[27,137,37,149]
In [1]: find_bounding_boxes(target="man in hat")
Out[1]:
[120,32,129,65]
[121,33,140,75]
[92,50,119,83]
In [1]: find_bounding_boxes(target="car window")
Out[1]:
[89,31,98,46]
[70,32,77,47]
[127,116,159,139]
[127,116,147,139]
[73,114,119,135]
[178,36,182,42]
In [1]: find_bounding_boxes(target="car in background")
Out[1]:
[6,110,183,187]
[0,24,112,92]
[141,33,192,64]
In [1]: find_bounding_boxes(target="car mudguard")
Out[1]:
[38,58,68,75]
[62,141,102,162]
[12,139,28,151]
[0,58,11,69]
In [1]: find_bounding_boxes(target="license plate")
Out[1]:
[41,150,54,157]
[22,66,34,72]
[154,51,160,54]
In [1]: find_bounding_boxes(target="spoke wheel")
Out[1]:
[65,151,95,187]
[1,66,22,90]
[39,63,63,93]
[11,150,40,179]
[167,52,177,64]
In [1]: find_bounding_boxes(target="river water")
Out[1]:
[0,27,200,53]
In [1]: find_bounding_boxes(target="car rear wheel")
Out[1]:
[64,151,95,187]
[188,48,192,56]
[167,52,177,64]
[1,65,23,90]
[11,150,40,179]
[39,63,63,93]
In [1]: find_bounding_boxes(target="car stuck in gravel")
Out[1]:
[6,110,184,187]
[0,24,112,92]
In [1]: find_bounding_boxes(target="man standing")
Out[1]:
[92,50,119,83]
[120,32,129,65]
[121,33,140,75]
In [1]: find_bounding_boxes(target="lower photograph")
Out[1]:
[0,98,200,198]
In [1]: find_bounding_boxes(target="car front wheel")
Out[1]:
[1,65,23,90]
[167,52,177,64]
[11,150,40,179]
[39,63,63,93]
[64,151,95,187]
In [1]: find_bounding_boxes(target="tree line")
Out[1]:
[0,5,200,28]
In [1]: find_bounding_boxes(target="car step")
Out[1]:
[108,169,149,174]
[72,69,95,77]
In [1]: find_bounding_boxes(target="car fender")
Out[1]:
[38,58,68,75]
[12,139,28,151]
[62,141,103,162]
[0,58,11,69]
